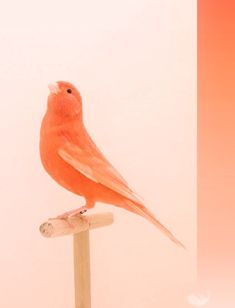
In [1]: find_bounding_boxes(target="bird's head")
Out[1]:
[47,81,83,120]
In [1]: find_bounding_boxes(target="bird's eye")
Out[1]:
[67,89,72,94]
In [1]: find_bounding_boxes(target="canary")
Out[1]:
[40,81,184,247]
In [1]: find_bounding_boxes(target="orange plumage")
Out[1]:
[40,81,184,247]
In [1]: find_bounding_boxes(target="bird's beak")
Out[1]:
[48,82,59,94]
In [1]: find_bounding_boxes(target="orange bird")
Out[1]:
[40,81,184,247]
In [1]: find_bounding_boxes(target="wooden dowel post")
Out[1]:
[74,230,91,308]
[40,212,114,308]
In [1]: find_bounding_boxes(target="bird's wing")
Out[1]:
[58,142,143,205]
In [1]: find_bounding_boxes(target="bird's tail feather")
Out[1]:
[123,200,185,248]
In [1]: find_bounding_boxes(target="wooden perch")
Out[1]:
[39,212,114,238]
[74,230,91,308]
[40,212,114,308]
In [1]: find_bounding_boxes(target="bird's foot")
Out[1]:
[51,206,88,220]
[48,207,88,228]
[79,208,87,215]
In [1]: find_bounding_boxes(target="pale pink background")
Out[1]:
[0,1,196,307]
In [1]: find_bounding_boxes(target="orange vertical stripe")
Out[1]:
[198,0,235,298]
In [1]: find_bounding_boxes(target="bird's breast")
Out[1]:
[40,126,95,197]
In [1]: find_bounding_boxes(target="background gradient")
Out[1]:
[0,1,196,307]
